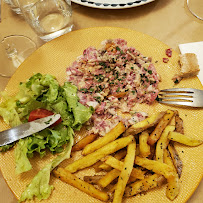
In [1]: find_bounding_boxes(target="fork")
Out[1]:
[158,88,203,107]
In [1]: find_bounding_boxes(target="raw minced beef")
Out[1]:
[66,39,159,135]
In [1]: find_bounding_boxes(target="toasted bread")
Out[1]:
[172,53,200,83]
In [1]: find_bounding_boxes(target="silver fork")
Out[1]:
[158,88,203,108]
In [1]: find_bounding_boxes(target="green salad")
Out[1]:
[0,73,93,202]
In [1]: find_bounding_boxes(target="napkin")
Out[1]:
[179,41,203,85]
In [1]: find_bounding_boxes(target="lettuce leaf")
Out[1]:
[72,102,94,130]
[62,82,94,130]
[0,73,94,201]
[19,130,74,202]
[0,143,15,152]
[62,82,78,111]
[0,91,22,127]
[15,125,72,174]
[15,138,32,174]
[26,136,47,158]
[50,91,74,127]
[46,125,70,153]
[26,125,71,159]
[38,74,59,103]
[0,73,59,127]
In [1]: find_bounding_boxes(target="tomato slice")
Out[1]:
[165,48,172,57]
[28,109,62,127]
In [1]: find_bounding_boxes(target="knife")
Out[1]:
[0,114,61,147]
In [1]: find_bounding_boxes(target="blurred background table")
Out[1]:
[0,0,202,202]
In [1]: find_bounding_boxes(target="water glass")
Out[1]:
[18,0,74,41]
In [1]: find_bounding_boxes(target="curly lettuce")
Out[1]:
[19,130,74,202]
[15,138,32,174]
[0,73,93,201]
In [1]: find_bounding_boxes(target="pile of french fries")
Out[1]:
[53,109,203,202]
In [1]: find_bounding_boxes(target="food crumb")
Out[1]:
[163,58,169,63]
[166,48,172,57]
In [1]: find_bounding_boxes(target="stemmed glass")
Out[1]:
[1,0,73,78]
[187,0,203,20]
[0,1,38,78]
[0,35,37,78]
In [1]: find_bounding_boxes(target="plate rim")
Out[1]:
[71,0,155,9]
[0,26,203,203]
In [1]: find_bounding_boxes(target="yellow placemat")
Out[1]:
[0,27,203,203]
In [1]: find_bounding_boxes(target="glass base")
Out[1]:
[187,0,203,20]
[3,0,22,14]
[11,7,22,15]
[39,24,74,42]
[0,35,36,78]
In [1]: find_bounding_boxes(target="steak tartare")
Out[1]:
[66,39,159,135]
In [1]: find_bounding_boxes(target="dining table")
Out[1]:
[0,0,202,202]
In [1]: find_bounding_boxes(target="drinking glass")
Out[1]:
[187,0,203,20]
[0,35,37,78]
[18,0,74,42]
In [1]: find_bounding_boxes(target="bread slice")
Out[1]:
[179,53,200,77]
[172,53,200,83]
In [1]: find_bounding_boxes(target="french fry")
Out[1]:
[99,149,127,171]
[72,134,98,152]
[113,141,136,203]
[148,110,175,146]
[168,132,203,146]
[92,161,103,172]
[109,184,117,193]
[167,143,183,178]
[175,113,184,134]
[135,144,140,156]
[148,145,156,160]
[156,125,175,162]
[98,162,112,171]
[113,149,127,159]
[124,174,166,197]
[163,149,176,171]
[168,112,184,178]
[98,166,144,189]
[139,131,151,158]
[164,149,180,200]
[103,156,145,180]
[53,168,109,202]
[127,175,138,185]
[83,175,104,185]
[82,122,126,155]
[65,135,134,173]
[166,174,180,201]
[52,109,200,202]
[135,156,174,180]
[125,111,166,136]
[97,169,120,188]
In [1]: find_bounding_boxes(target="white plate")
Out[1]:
[71,0,155,9]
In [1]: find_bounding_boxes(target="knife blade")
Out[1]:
[0,114,61,146]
